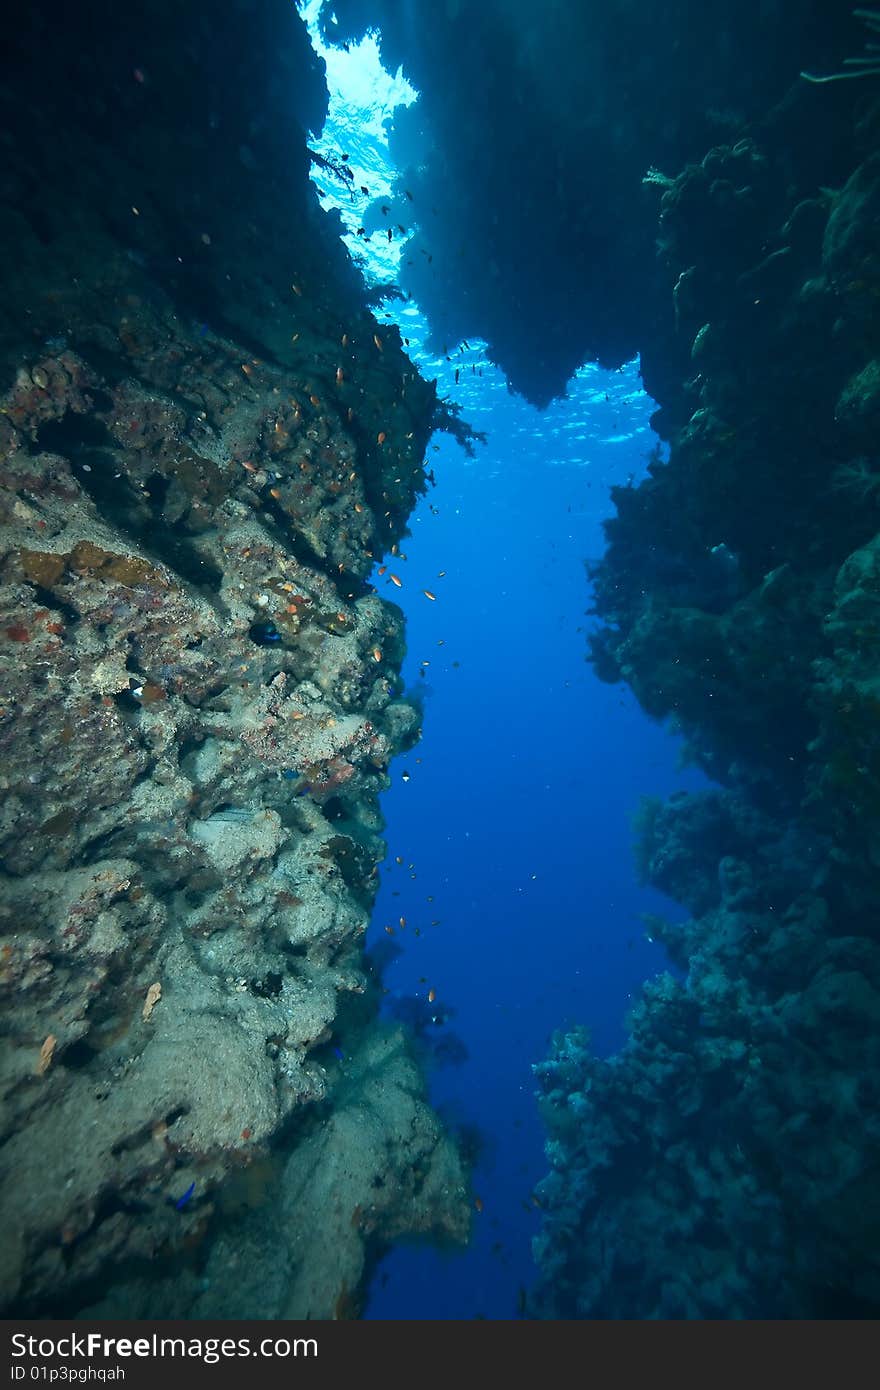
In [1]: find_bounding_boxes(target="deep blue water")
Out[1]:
[361,404,705,1319]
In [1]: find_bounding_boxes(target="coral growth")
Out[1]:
[0,0,467,1317]
[534,47,880,1318]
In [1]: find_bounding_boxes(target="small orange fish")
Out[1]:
[474,1198,484,1214]
[373,334,383,352]
[399,916,406,928]
[389,574,402,587]
[395,855,403,864]
[428,988,436,1003]
[377,565,387,575]
[241,460,258,473]
[36,1034,57,1076]
[372,647,382,662]
[342,333,349,347]
[377,431,387,445]
[241,363,253,377]
[309,394,321,407]
[269,487,281,500]
[336,367,344,384]
[384,925,394,935]
[423,590,436,601]
[291,282,303,297]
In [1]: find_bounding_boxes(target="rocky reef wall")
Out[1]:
[533,50,880,1316]
[0,0,468,1317]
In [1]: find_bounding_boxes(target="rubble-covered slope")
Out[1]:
[533,63,880,1315]
[0,0,468,1317]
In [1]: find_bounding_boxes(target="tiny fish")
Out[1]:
[37,1034,57,1076]
[175,1181,196,1211]
[423,590,436,601]
[428,988,436,1003]
[389,574,402,587]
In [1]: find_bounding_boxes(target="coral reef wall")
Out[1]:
[0,0,467,1316]
[533,48,880,1315]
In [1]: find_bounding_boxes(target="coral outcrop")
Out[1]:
[0,0,467,1317]
[532,57,880,1317]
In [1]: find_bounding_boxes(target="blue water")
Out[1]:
[361,407,705,1319]
[300,9,706,1318]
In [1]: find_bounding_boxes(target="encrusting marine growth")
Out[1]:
[0,0,468,1318]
